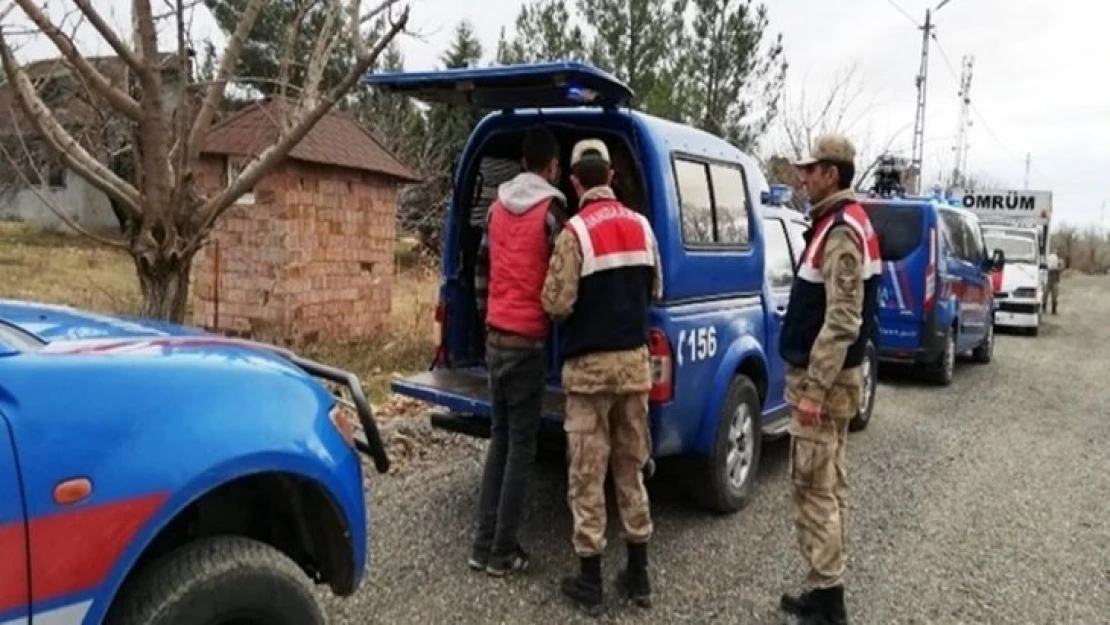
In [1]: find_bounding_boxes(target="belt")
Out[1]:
[486,328,545,350]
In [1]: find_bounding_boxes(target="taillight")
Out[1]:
[648,329,673,404]
[924,226,937,312]
[433,300,447,366]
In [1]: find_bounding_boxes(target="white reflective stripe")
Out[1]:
[797,263,824,283]
[586,250,654,275]
[566,216,595,274]
[887,261,906,309]
[0,601,92,625]
[568,212,655,278]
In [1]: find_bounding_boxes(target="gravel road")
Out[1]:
[325,274,1110,625]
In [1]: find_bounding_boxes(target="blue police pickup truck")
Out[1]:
[369,62,877,514]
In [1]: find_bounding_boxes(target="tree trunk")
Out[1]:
[134,253,193,323]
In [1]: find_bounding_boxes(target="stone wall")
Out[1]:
[190,156,398,345]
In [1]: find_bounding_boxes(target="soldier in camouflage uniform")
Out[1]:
[778,135,882,625]
[541,139,662,613]
[1044,252,1062,314]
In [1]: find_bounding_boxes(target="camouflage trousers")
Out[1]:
[790,414,852,589]
[1044,277,1060,312]
[564,391,653,556]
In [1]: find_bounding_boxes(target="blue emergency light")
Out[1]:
[761,184,793,206]
[565,84,599,104]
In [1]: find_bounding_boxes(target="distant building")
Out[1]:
[0,54,184,233]
[189,97,421,344]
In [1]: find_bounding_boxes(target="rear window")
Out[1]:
[862,203,924,262]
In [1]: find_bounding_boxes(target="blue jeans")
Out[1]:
[472,345,546,562]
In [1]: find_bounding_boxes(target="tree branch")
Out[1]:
[9,0,143,120]
[0,127,128,248]
[277,0,313,103]
[0,30,142,217]
[195,1,410,237]
[185,0,266,164]
[70,0,145,75]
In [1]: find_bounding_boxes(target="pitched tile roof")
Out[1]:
[201,97,420,183]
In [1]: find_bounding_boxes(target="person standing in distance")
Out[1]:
[542,139,662,613]
[469,126,568,577]
[1044,251,1062,315]
[778,135,882,625]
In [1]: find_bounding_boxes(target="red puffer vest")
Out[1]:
[485,197,553,339]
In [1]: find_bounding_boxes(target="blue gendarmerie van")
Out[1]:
[369,62,877,513]
[861,196,1003,385]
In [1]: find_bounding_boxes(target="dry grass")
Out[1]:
[0,221,141,313]
[0,221,440,403]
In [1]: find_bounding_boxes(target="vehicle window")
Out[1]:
[939,210,972,262]
[675,159,714,244]
[984,232,1037,264]
[784,219,809,269]
[862,203,923,262]
[763,218,795,289]
[709,164,750,246]
[961,214,986,262]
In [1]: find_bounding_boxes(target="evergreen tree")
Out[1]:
[576,0,688,119]
[495,0,587,65]
[683,0,786,150]
[203,0,354,97]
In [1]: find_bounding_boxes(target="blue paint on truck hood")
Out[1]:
[0,299,206,343]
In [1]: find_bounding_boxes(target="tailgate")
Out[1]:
[391,368,566,419]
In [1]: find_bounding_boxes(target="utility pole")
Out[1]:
[950,54,974,190]
[909,0,953,195]
[1024,153,1031,189]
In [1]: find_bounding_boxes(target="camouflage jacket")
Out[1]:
[542,186,663,394]
[785,190,866,417]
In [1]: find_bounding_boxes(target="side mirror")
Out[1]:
[991,249,1006,270]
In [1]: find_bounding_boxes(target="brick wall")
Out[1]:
[191,156,399,345]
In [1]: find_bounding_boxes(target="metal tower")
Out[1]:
[910,10,934,195]
[951,54,974,189]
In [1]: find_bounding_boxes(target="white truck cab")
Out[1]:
[957,190,1053,336]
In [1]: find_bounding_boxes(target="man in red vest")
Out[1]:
[779,135,882,625]
[542,139,662,613]
[468,127,568,577]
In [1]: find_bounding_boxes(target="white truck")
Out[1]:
[957,190,1053,336]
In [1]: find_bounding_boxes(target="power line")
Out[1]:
[885,0,921,28]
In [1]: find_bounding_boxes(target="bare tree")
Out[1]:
[769,63,906,200]
[0,0,410,321]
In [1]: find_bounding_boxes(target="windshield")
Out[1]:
[985,233,1037,264]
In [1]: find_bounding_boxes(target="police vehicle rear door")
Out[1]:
[376,62,634,420]
[862,200,933,352]
[761,215,796,409]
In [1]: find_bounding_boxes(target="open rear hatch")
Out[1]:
[373,62,634,420]
[363,61,633,109]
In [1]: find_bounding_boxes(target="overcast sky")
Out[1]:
[10,0,1108,228]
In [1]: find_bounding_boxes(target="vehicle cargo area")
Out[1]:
[392,116,650,413]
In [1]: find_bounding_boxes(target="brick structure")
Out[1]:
[190,98,419,345]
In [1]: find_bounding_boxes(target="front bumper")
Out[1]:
[995,299,1040,327]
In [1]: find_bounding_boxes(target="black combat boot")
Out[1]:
[782,586,848,624]
[797,586,848,625]
[561,555,602,614]
[616,542,651,608]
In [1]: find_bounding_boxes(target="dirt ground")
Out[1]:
[323,274,1110,625]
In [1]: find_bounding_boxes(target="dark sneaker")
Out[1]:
[780,589,820,616]
[485,547,529,577]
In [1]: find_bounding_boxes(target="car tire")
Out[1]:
[692,375,762,514]
[925,328,956,386]
[971,319,994,363]
[105,536,325,625]
[849,341,878,432]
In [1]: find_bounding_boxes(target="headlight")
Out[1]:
[328,401,357,448]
